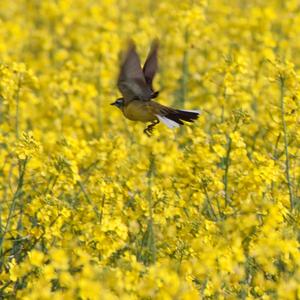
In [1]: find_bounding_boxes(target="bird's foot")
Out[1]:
[143,120,159,137]
[144,125,155,137]
[143,127,152,137]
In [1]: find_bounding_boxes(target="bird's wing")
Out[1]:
[117,41,152,103]
[142,39,159,92]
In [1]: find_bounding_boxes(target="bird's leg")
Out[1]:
[143,119,160,137]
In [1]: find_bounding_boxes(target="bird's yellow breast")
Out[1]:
[123,101,156,122]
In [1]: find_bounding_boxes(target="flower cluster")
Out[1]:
[0,0,299,299]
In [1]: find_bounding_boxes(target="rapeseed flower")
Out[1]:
[0,0,299,299]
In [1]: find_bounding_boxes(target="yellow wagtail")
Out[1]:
[111,40,200,136]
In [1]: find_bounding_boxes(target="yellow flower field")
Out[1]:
[0,0,299,299]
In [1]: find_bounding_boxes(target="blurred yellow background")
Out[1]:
[0,0,299,299]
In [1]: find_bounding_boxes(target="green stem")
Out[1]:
[78,180,101,220]
[0,158,27,263]
[224,135,232,206]
[271,133,281,199]
[146,154,156,264]
[203,185,218,221]
[99,195,105,225]
[279,76,294,210]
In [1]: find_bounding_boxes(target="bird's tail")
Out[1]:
[156,109,201,129]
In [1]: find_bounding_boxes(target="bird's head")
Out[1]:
[110,98,124,110]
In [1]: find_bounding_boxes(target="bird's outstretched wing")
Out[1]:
[143,39,159,92]
[117,41,152,103]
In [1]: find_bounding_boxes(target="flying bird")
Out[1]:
[111,39,200,136]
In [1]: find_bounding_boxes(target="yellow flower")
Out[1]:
[50,248,69,270]
[28,249,45,267]
[0,0,299,298]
